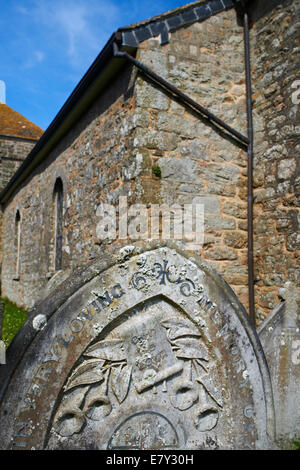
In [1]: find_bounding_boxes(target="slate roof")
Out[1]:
[0,103,44,140]
[119,0,235,46]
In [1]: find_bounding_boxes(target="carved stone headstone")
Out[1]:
[258,282,300,448]
[0,244,275,450]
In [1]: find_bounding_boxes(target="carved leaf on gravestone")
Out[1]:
[85,339,126,361]
[173,337,209,361]
[196,371,223,408]
[161,317,201,340]
[64,359,105,391]
[111,365,133,404]
[51,305,222,443]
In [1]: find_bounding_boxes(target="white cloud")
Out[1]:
[27,0,120,68]
[23,50,45,70]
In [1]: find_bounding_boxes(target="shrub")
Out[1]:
[152,166,161,178]
[1,297,27,347]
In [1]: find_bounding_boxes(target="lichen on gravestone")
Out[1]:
[278,281,300,328]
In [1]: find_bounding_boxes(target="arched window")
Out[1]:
[53,178,63,271]
[15,210,21,278]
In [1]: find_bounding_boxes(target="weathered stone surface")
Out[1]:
[42,269,71,300]
[0,137,38,193]
[192,196,220,214]
[135,79,169,110]
[258,292,278,310]
[258,282,300,448]
[1,2,299,326]
[0,243,275,450]
[252,0,300,321]
[204,246,237,260]
[157,157,196,181]
[134,128,179,152]
[277,159,297,181]
[205,215,236,231]
[176,138,210,160]
[224,231,248,249]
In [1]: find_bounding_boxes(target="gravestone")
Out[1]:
[258,282,300,448]
[0,243,275,450]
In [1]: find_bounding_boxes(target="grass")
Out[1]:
[294,440,300,450]
[0,297,28,347]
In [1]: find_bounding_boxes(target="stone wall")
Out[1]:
[0,8,250,314]
[1,67,138,308]
[1,2,299,323]
[0,136,39,271]
[133,8,250,312]
[1,8,251,312]
[0,137,36,193]
[251,0,300,322]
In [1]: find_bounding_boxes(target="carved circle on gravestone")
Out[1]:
[107,411,179,450]
[0,243,275,450]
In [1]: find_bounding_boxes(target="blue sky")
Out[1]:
[1,0,190,131]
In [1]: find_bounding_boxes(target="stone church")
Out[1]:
[0,0,299,450]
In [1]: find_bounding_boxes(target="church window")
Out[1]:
[53,178,63,271]
[14,210,21,279]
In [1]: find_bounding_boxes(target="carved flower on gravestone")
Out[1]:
[64,359,105,390]
[52,311,222,439]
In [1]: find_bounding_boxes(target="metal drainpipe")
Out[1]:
[113,42,249,147]
[114,4,256,325]
[243,7,255,327]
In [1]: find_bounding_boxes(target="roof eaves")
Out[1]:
[0,0,238,205]
[0,32,132,205]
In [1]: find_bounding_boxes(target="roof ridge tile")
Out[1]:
[120,0,235,46]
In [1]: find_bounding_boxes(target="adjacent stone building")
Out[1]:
[0,92,44,273]
[0,0,299,326]
[0,100,43,194]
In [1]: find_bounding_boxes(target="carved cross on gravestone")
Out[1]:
[278,282,300,328]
